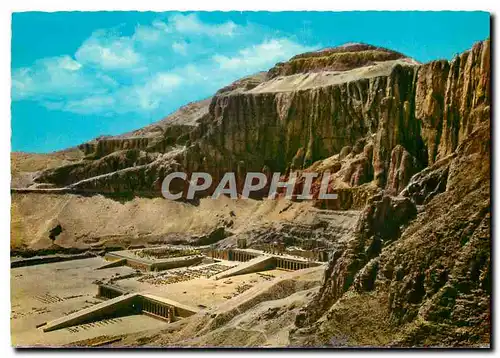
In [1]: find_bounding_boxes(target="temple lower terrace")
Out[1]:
[11,244,325,347]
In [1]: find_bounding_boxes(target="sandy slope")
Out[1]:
[11,192,317,250]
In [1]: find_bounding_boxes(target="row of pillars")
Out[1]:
[230,250,256,262]
[141,299,175,322]
[276,259,308,271]
[266,243,285,255]
[210,250,229,260]
[97,285,124,300]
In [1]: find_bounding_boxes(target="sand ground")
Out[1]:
[10,257,167,346]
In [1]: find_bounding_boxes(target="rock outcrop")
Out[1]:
[291,119,490,347]
[288,39,491,345]
[31,41,489,207]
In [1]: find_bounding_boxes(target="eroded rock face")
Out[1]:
[415,40,491,164]
[35,149,160,187]
[295,193,417,328]
[268,43,409,77]
[385,145,418,195]
[400,154,453,205]
[292,121,490,348]
[32,41,489,209]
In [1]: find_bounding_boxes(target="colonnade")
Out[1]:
[97,285,125,299]
[210,250,229,260]
[275,259,309,271]
[230,250,258,262]
[141,299,175,322]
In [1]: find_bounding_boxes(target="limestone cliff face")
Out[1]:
[415,40,490,165]
[32,40,489,206]
[289,41,491,347]
[268,43,408,77]
[292,119,490,347]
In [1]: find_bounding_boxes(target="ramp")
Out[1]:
[214,255,276,280]
[43,293,199,332]
[43,293,140,332]
[141,294,200,318]
[96,258,127,270]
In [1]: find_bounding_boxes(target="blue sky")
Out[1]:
[11,11,490,153]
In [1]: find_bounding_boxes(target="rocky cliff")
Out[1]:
[288,40,491,347]
[30,42,489,205]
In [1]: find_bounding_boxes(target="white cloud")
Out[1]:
[75,33,141,70]
[152,20,169,31]
[133,25,162,44]
[40,72,184,114]
[163,13,239,37]
[44,95,116,115]
[133,73,184,110]
[72,14,241,71]
[11,55,105,101]
[11,15,319,117]
[144,73,183,96]
[57,56,82,71]
[182,64,208,81]
[213,39,315,71]
[172,41,188,55]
